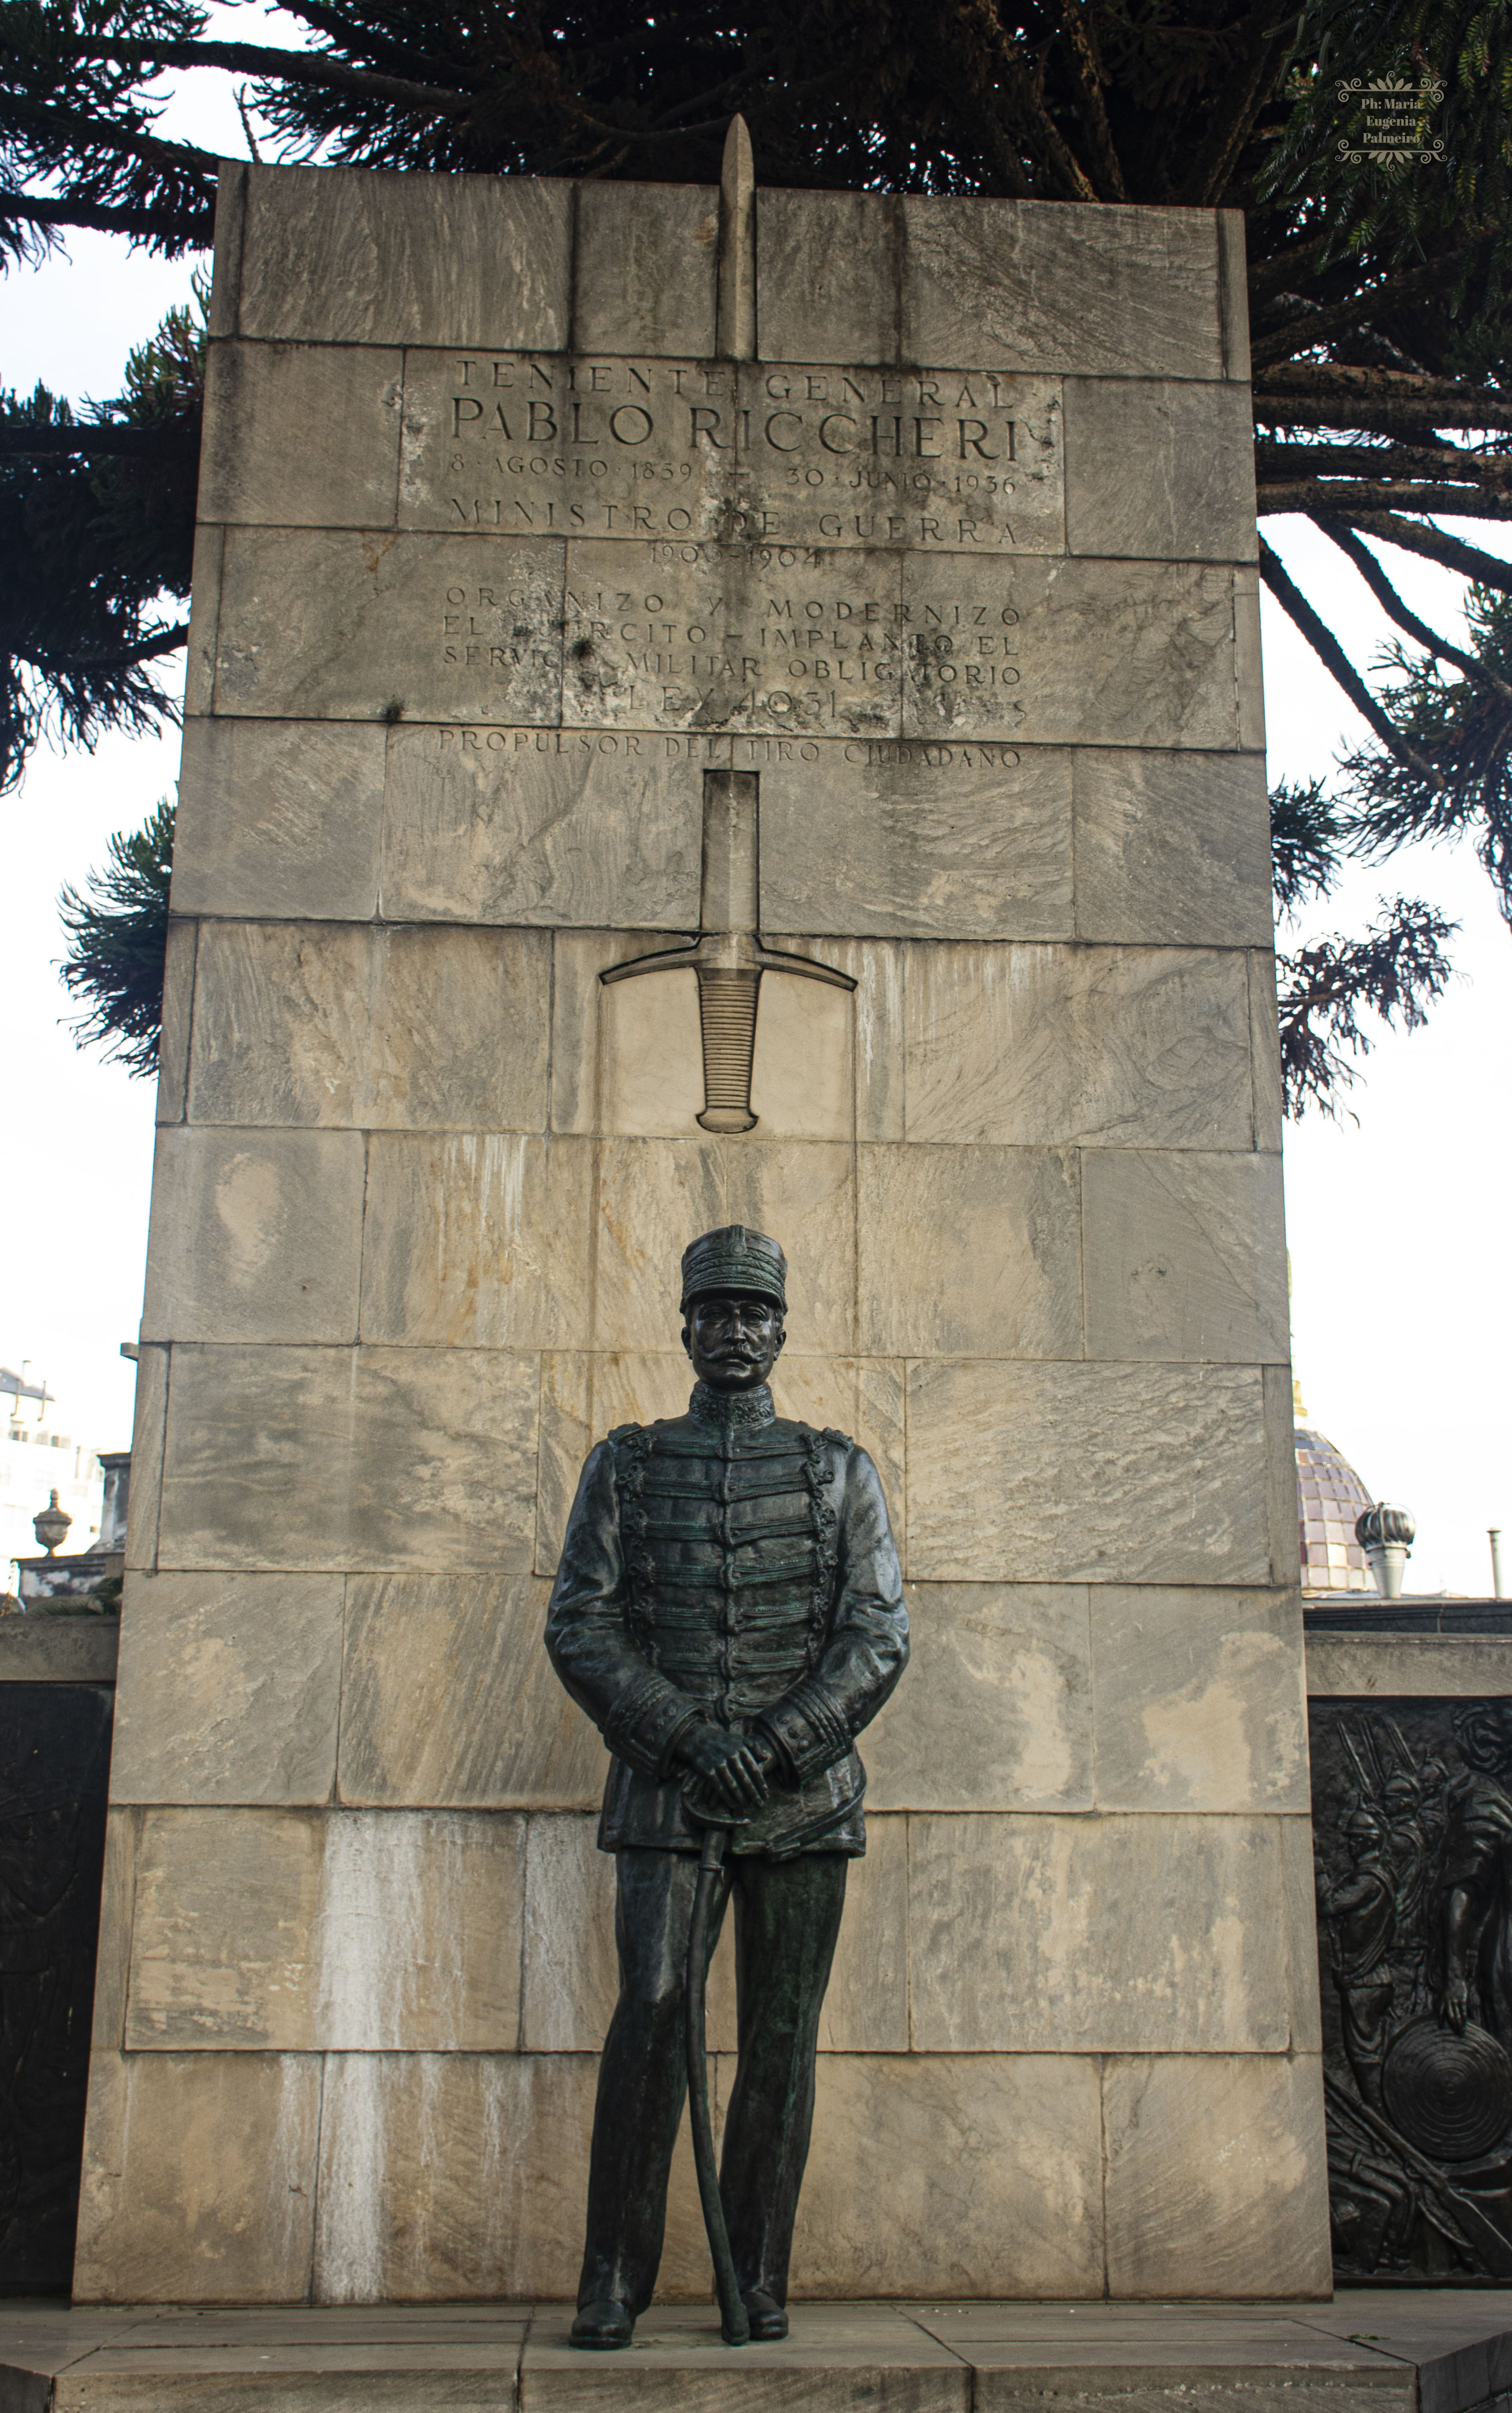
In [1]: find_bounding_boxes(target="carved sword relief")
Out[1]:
[600,770,854,1134]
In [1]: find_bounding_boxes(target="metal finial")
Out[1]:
[717,115,756,361]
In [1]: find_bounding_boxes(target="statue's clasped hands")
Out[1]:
[678,1721,777,1818]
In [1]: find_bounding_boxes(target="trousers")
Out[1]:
[576,1845,849,2316]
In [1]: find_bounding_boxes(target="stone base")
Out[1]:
[6,2295,1512,2413]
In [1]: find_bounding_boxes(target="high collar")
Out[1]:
[689,1379,776,1433]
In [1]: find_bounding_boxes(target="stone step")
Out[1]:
[3,2298,1511,2413]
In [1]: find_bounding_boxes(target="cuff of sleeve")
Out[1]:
[756,1678,852,1784]
[603,1672,701,1783]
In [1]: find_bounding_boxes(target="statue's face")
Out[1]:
[683,1291,785,1389]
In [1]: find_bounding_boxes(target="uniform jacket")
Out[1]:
[545,1379,908,1857]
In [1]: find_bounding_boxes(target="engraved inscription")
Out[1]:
[400,354,1064,553]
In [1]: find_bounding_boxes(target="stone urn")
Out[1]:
[32,1490,72,1556]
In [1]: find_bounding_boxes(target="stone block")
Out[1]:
[173,719,386,921]
[1305,1632,1512,1698]
[819,1814,909,2053]
[123,1342,168,1572]
[235,165,571,348]
[1236,568,1266,751]
[1264,1363,1303,1590]
[1072,749,1272,948]
[864,1584,1093,1812]
[791,2053,1104,2296]
[312,2052,712,2301]
[1249,949,1285,1151]
[902,941,1253,1149]
[142,1128,366,1344]
[338,1573,607,1809]
[1063,379,1257,561]
[1081,1149,1289,1363]
[900,197,1223,381]
[588,1139,726,1346]
[908,1812,1289,2051]
[124,1807,524,2051]
[0,1615,119,1683]
[213,529,563,726]
[90,1810,140,2051]
[183,522,223,718]
[759,742,1074,941]
[766,1358,907,1564]
[901,556,1241,751]
[520,1814,618,2052]
[156,918,196,1127]
[1282,1811,1324,2053]
[857,1143,1082,1357]
[74,2051,321,2303]
[158,1344,540,1573]
[906,1359,1269,1584]
[186,922,551,1132]
[379,725,702,929]
[757,190,901,365]
[1089,1585,1308,1813]
[1102,2052,1331,2296]
[208,160,245,340]
[1220,209,1252,377]
[111,1572,344,1806]
[198,341,403,528]
[574,183,718,355]
[747,967,854,1143]
[359,1134,594,1349]
[549,930,707,1139]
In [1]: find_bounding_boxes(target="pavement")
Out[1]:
[4,2294,1512,2413]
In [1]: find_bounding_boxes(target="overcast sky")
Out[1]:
[2,37,1509,1594]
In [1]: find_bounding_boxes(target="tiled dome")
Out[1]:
[1295,1425,1375,1593]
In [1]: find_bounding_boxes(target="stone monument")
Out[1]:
[77,128,1326,2302]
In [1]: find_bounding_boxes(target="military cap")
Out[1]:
[680,1224,787,1312]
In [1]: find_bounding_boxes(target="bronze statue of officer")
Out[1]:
[545,1224,908,2349]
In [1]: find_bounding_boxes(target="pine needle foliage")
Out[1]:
[58,792,175,1076]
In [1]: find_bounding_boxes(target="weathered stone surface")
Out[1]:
[549,929,707,1139]
[908,1812,1289,2051]
[534,1351,692,1574]
[588,1138,726,1346]
[901,556,1242,750]
[0,1615,119,1683]
[90,1810,140,2051]
[1236,569,1266,752]
[766,1358,907,1565]
[575,182,718,355]
[1306,1632,1512,1696]
[902,942,1253,1149]
[74,2051,321,2302]
[207,160,245,339]
[864,1584,1093,1812]
[124,1807,523,2050]
[1249,949,1285,1152]
[1089,1586,1308,1813]
[900,197,1224,382]
[157,919,196,1127]
[748,966,854,1143]
[1072,750,1272,948]
[1220,209,1252,378]
[1081,1149,1289,1363]
[213,530,564,725]
[819,1814,909,2053]
[857,1144,1081,1357]
[1102,2052,1331,2297]
[757,190,900,366]
[158,1344,539,1572]
[720,1142,857,1352]
[187,922,551,1131]
[182,522,223,718]
[402,355,1060,556]
[123,1342,168,1573]
[142,1129,366,1344]
[1063,379,1257,561]
[1282,1812,1324,2054]
[199,342,403,529]
[379,725,702,928]
[1263,1362,1302,1590]
[173,719,386,921]
[358,1134,594,1348]
[520,1814,618,2053]
[338,1573,606,1809]
[906,1359,1270,1584]
[111,1572,344,1806]
[759,742,1073,941]
[311,2052,711,2301]
[791,2053,1104,2296]
[235,165,571,349]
